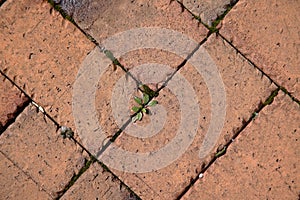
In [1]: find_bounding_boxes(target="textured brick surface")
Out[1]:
[56,0,208,43]
[0,153,51,200]
[0,76,29,132]
[88,35,277,199]
[61,162,134,200]
[0,0,94,127]
[1,0,298,199]
[221,0,300,99]
[182,0,237,25]
[0,105,87,198]
[182,91,300,199]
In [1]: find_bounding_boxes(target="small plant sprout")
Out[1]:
[131,92,158,123]
[215,146,227,158]
[139,84,159,98]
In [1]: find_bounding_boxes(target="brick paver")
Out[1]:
[0,0,94,127]
[61,162,134,200]
[0,1,139,199]
[0,75,29,133]
[1,0,299,199]
[80,34,277,199]
[45,1,281,199]
[0,105,87,198]
[182,91,300,199]
[182,0,237,25]
[57,0,208,43]
[0,152,51,199]
[220,0,300,99]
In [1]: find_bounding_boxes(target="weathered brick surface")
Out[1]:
[182,91,300,199]
[1,0,298,199]
[221,0,300,99]
[89,35,277,199]
[182,0,237,25]
[0,152,51,199]
[0,105,87,198]
[61,162,135,200]
[0,76,29,132]
[56,0,208,43]
[0,0,94,127]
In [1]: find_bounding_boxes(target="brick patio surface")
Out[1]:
[0,0,299,200]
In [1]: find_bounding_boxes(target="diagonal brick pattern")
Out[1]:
[97,33,276,200]
[220,0,300,99]
[0,0,140,199]
[182,91,300,199]
[0,105,87,198]
[0,0,299,199]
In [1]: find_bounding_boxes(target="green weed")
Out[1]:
[131,88,158,122]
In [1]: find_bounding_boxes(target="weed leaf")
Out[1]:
[137,112,143,121]
[132,115,139,123]
[141,84,158,98]
[142,108,147,113]
[132,106,140,112]
[143,93,150,104]
[134,96,143,105]
[148,100,158,107]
